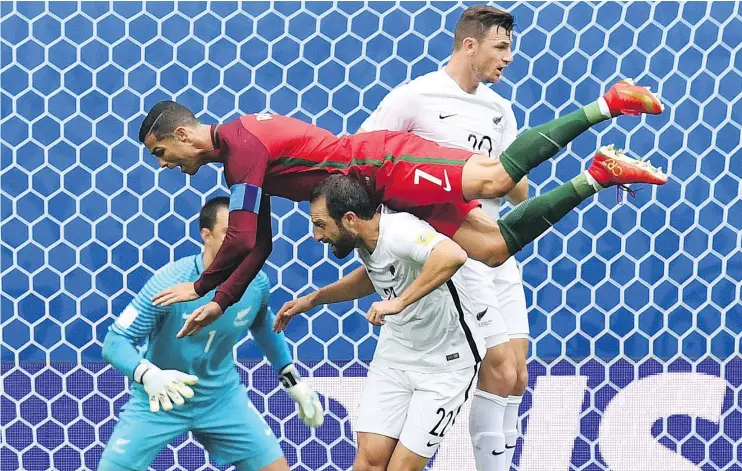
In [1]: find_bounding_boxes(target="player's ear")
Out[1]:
[200,227,211,244]
[342,211,356,228]
[462,37,477,54]
[174,126,189,142]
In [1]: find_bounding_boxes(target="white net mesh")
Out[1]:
[1,2,740,470]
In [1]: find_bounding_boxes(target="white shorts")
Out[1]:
[461,258,529,348]
[356,363,479,458]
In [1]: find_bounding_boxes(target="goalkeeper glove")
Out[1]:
[280,364,324,428]
[134,360,199,413]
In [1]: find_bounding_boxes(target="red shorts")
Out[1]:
[372,131,474,208]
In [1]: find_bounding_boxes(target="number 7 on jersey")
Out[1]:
[414,168,451,192]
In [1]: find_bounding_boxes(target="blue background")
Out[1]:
[1,1,740,470]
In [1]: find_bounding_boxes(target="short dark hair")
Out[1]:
[310,175,375,222]
[199,197,229,231]
[139,100,199,143]
[453,5,514,50]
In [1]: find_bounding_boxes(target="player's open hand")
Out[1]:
[274,295,315,332]
[152,282,199,307]
[280,365,324,428]
[366,298,406,326]
[177,301,223,338]
[140,364,199,413]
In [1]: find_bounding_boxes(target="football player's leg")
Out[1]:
[462,79,664,200]
[391,366,479,471]
[497,146,667,258]
[356,433,400,471]
[458,260,517,470]
[385,443,430,471]
[456,146,668,267]
[98,395,190,471]
[492,268,530,468]
[354,364,412,471]
[504,338,528,468]
[192,385,286,471]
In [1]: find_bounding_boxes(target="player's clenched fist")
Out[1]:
[366,298,406,326]
[274,295,315,332]
[280,364,324,428]
[134,360,199,413]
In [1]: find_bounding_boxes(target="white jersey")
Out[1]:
[361,68,518,220]
[361,69,527,320]
[358,209,484,373]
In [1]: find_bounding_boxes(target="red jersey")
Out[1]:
[196,114,474,310]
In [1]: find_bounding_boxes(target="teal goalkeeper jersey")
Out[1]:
[105,254,291,400]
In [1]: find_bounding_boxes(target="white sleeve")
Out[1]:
[385,217,448,265]
[361,85,420,132]
[499,103,518,153]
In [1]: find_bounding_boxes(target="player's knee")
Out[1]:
[480,240,510,268]
[353,455,387,471]
[353,444,390,471]
[514,363,529,394]
[479,345,517,393]
[463,156,515,200]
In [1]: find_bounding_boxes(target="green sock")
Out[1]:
[499,102,609,183]
[498,174,598,255]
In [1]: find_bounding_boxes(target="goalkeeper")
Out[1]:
[98,197,323,471]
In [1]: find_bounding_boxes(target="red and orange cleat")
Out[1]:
[588,145,668,190]
[603,78,664,117]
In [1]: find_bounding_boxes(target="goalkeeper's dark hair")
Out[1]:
[200,197,229,231]
[453,5,514,49]
[139,100,199,143]
[310,175,375,222]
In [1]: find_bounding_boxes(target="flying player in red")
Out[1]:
[144,80,666,336]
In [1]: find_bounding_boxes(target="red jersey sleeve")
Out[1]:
[192,116,274,302]
[210,195,273,310]
[192,208,257,301]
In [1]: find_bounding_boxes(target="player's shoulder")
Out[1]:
[149,255,199,286]
[394,69,448,95]
[478,85,514,109]
[253,270,271,292]
[380,209,433,237]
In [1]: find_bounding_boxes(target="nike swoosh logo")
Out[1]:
[505,444,516,449]
[427,440,442,447]
[439,113,455,119]
[492,449,505,456]
[476,309,487,321]
[442,170,451,192]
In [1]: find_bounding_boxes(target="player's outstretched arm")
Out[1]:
[103,276,167,379]
[177,215,273,338]
[247,273,324,428]
[203,195,273,310]
[366,238,468,325]
[154,195,270,311]
[273,266,375,333]
[249,273,294,372]
[103,278,198,412]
